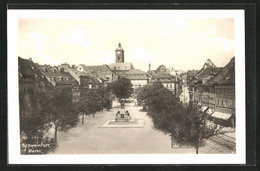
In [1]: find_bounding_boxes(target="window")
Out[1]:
[225,88,229,94]
[223,100,227,107]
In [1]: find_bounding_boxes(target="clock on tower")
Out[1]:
[115,43,124,63]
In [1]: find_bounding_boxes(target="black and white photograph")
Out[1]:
[8,9,246,164]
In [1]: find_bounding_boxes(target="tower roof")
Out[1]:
[116,42,124,51]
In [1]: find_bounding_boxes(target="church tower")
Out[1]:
[115,43,124,63]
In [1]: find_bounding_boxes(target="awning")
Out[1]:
[200,106,208,112]
[211,112,232,120]
[206,108,215,115]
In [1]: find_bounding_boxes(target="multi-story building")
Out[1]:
[38,64,78,92]
[188,59,221,105]
[147,64,180,95]
[193,67,222,105]
[18,57,53,93]
[205,57,235,127]
[120,69,149,90]
[77,64,119,86]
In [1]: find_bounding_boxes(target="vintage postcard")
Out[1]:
[8,9,245,164]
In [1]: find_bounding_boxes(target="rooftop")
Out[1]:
[108,62,134,71]
[18,57,53,90]
[204,57,235,85]
[195,68,223,80]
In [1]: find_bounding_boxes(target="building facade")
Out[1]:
[200,57,235,127]
[19,57,53,93]
[120,69,148,90]
[148,65,179,95]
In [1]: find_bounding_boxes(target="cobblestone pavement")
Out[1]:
[53,102,235,154]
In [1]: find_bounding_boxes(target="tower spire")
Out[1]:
[115,42,124,63]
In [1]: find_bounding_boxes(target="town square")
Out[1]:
[19,42,236,154]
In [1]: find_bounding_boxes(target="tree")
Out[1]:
[75,87,112,124]
[19,89,56,154]
[136,82,164,110]
[97,86,112,110]
[109,77,133,105]
[137,82,184,147]
[40,89,79,143]
[172,102,223,154]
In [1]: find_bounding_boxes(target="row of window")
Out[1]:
[163,83,174,89]
[216,88,234,94]
[217,99,233,108]
[50,77,71,81]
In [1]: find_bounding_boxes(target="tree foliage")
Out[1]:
[137,82,223,153]
[40,89,79,143]
[137,82,184,147]
[19,89,56,154]
[74,87,112,124]
[109,77,133,102]
[172,102,223,154]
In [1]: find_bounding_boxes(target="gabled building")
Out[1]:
[77,64,106,88]
[204,57,235,127]
[147,64,180,95]
[188,59,221,104]
[38,64,78,92]
[193,67,223,105]
[77,64,119,87]
[83,64,119,84]
[18,57,53,93]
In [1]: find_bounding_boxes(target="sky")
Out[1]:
[18,11,235,71]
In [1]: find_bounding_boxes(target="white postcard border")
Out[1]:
[8,9,245,164]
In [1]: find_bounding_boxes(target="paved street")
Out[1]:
[179,85,189,104]
[53,101,235,154]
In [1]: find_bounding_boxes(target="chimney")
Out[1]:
[29,58,32,61]
[149,63,151,72]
